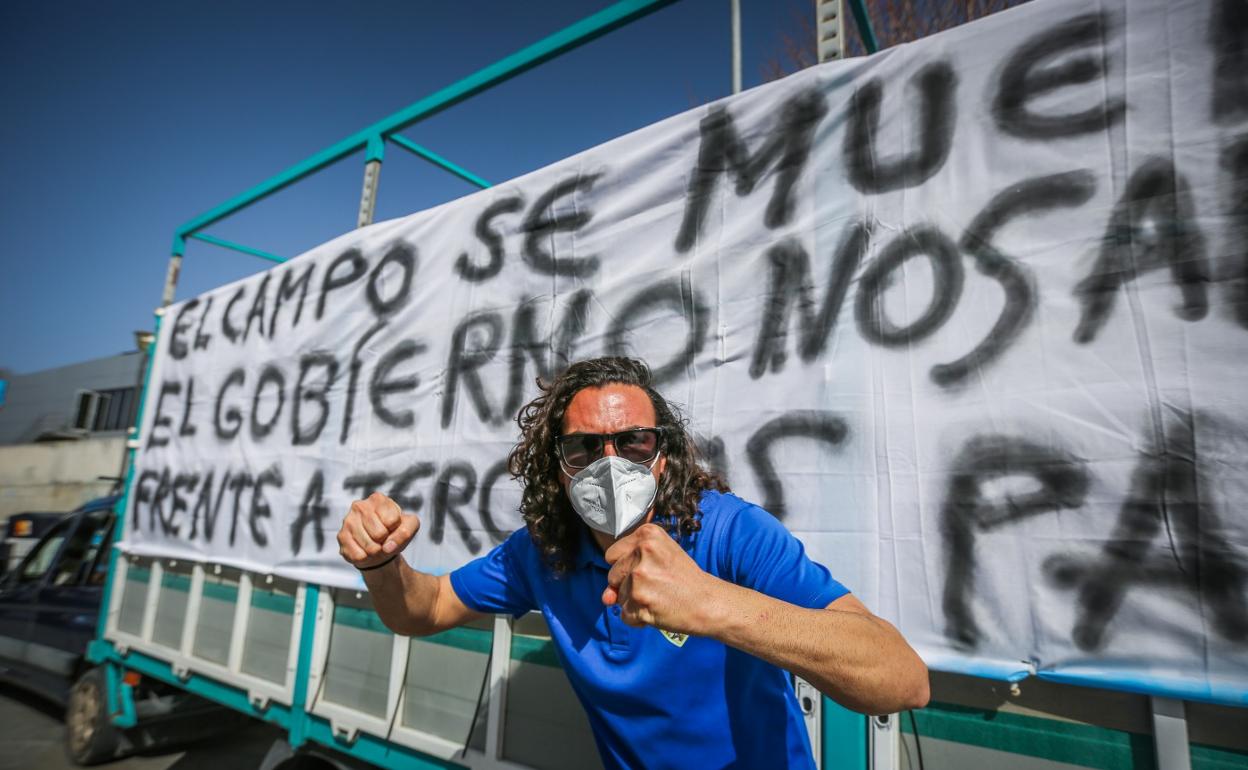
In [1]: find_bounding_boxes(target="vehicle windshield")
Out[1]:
[51,513,113,586]
[17,518,72,584]
[12,512,113,586]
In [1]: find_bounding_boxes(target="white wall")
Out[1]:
[0,437,125,519]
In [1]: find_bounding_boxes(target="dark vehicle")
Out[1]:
[0,495,244,765]
[0,494,118,704]
[0,511,66,577]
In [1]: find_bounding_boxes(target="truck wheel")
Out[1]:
[65,667,123,765]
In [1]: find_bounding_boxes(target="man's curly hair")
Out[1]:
[508,356,728,574]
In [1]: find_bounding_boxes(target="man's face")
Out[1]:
[559,383,668,539]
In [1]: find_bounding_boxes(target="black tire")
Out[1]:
[65,667,124,766]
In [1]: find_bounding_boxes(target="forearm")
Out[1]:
[706,582,930,715]
[360,557,446,636]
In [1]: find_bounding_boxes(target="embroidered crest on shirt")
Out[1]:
[658,628,688,647]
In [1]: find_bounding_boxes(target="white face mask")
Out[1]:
[564,455,659,538]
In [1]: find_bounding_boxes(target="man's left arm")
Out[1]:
[604,524,930,716]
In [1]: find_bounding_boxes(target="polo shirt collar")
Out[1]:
[575,523,610,570]
[573,517,696,570]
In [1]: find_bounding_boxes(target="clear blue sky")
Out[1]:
[0,0,812,374]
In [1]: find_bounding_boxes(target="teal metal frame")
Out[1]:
[388,135,492,191]
[824,698,869,768]
[92,0,890,766]
[189,233,287,264]
[846,0,880,54]
[287,583,321,750]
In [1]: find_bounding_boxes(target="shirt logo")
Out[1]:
[658,628,688,647]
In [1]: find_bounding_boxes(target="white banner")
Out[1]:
[125,0,1248,703]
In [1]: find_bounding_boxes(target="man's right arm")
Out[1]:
[337,492,485,637]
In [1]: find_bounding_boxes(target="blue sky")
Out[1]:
[0,0,815,374]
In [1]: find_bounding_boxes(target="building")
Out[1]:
[0,351,144,520]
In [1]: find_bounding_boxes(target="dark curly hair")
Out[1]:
[507,356,729,574]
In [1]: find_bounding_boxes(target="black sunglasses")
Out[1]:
[557,427,664,469]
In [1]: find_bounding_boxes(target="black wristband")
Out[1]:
[357,553,398,572]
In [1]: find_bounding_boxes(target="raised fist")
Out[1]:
[603,523,718,635]
[338,492,420,569]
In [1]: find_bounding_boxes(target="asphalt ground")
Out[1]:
[0,683,283,770]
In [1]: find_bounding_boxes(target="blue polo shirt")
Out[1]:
[449,490,849,770]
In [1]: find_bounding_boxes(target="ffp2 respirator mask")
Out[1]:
[564,455,659,538]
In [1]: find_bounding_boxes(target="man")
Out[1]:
[338,357,928,769]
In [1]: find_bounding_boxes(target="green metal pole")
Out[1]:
[845,0,879,54]
[188,233,287,264]
[287,583,321,749]
[387,134,492,189]
[823,697,869,769]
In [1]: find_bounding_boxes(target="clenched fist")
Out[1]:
[603,523,722,636]
[338,492,420,569]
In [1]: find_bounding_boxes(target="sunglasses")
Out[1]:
[557,427,664,469]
